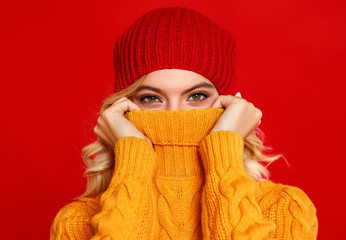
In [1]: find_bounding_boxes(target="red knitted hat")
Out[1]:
[113,6,237,95]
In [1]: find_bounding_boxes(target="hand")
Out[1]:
[210,93,262,139]
[94,97,153,148]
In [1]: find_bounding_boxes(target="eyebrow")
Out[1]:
[135,82,215,95]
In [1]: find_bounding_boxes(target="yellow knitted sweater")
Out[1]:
[50,108,318,239]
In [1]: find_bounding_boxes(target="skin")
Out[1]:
[94,69,262,148]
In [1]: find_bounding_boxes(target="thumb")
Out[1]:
[211,95,236,109]
[211,97,222,108]
[144,136,153,147]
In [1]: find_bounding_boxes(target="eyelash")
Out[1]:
[139,92,209,104]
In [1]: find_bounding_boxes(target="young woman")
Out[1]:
[50,6,318,240]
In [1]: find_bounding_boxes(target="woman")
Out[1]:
[50,6,318,239]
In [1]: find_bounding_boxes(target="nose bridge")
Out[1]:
[165,96,181,110]
[166,102,180,110]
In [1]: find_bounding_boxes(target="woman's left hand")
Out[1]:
[210,93,262,140]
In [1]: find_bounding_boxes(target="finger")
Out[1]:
[114,99,141,114]
[211,97,222,108]
[97,116,116,145]
[109,97,131,108]
[144,136,153,147]
[113,97,128,104]
[125,99,141,112]
[257,120,261,127]
[211,95,241,109]
[211,95,231,108]
[235,92,242,98]
[107,99,141,115]
[94,125,113,147]
[256,108,263,117]
[103,100,143,140]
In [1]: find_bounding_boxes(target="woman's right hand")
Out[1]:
[94,97,153,148]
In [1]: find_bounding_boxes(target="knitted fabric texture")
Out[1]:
[113,6,237,95]
[50,108,318,239]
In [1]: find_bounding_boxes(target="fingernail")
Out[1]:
[235,92,242,97]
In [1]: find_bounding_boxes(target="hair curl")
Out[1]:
[78,75,288,198]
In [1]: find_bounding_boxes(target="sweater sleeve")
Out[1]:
[50,137,158,240]
[199,130,318,240]
[50,196,101,239]
[261,184,318,239]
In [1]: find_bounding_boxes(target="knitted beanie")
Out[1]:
[113,6,237,95]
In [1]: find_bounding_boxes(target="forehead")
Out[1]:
[141,69,214,87]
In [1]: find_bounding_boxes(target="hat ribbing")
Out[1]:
[113,6,237,95]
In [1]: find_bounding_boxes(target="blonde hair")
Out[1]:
[78,75,288,198]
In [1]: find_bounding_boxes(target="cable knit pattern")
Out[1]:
[200,131,277,239]
[125,108,224,239]
[50,108,318,240]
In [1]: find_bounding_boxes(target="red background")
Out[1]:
[1,0,345,239]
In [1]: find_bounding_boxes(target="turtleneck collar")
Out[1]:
[124,108,225,177]
[124,108,224,146]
